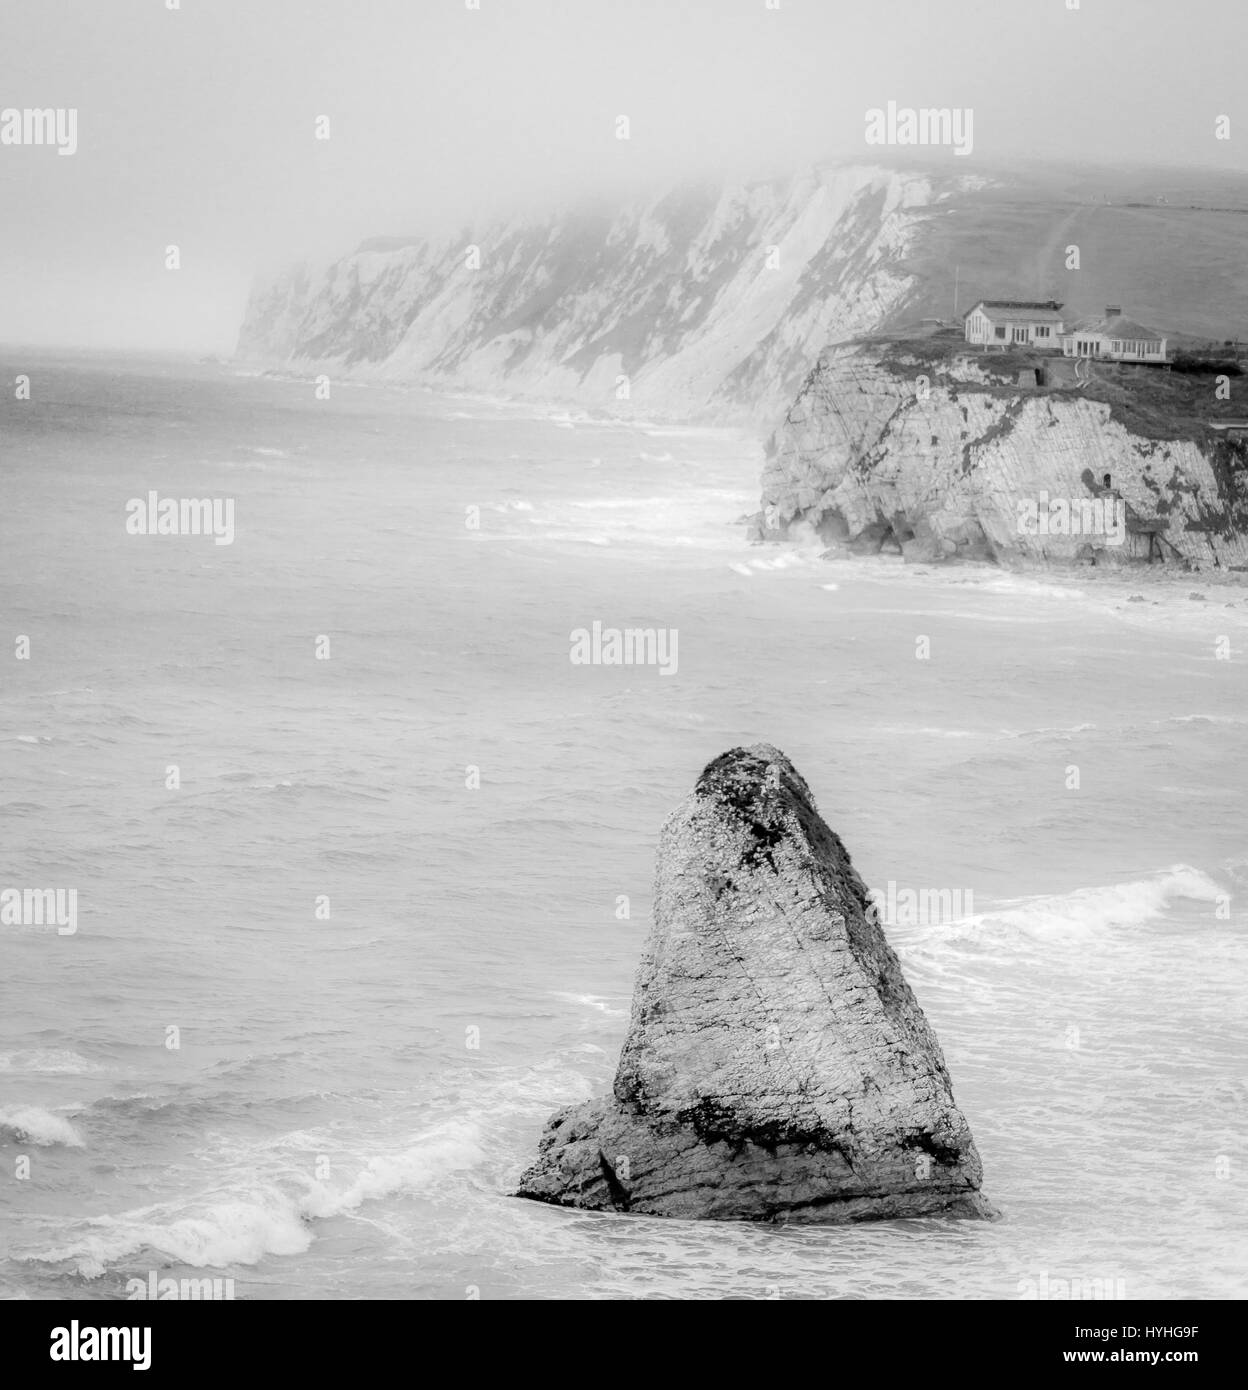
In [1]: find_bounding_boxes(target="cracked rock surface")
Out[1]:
[517,744,995,1222]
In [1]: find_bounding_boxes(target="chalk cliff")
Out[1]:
[517,744,993,1223]
[236,165,972,424]
[759,339,1248,569]
[239,161,1248,567]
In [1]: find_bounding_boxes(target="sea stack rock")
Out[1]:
[518,744,994,1222]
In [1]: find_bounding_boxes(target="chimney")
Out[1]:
[1105,304,1122,318]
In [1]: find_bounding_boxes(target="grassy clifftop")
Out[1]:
[859,325,1248,447]
[884,162,1248,344]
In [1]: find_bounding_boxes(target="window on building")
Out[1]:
[994,326,1006,339]
[1036,326,1049,338]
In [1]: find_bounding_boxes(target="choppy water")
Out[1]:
[2,354,1245,1299]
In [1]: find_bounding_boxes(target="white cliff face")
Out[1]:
[762,345,1248,570]
[236,165,969,424]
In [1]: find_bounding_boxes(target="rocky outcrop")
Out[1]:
[759,340,1248,569]
[236,166,978,425]
[517,744,993,1223]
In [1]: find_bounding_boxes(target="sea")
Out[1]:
[1,352,1245,1300]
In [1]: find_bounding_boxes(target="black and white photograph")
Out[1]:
[1,0,1244,1339]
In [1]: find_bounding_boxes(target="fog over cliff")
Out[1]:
[237,156,1248,424]
[237,165,969,423]
[6,0,1246,352]
[237,153,1248,568]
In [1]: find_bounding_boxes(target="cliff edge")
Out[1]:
[758,332,1248,569]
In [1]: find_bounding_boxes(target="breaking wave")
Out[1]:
[27,1120,484,1278]
[928,865,1224,945]
[0,1107,85,1147]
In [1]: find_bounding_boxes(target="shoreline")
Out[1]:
[807,545,1248,596]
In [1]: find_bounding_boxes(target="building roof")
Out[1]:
[1063,315,1165,340]
[964,299,1064,322]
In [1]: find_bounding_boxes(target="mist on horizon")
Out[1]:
[1,0,1245,352]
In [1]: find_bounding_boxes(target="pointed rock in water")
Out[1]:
[517,744,994,1222]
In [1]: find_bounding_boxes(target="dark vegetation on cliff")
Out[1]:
[858,326,1248,449]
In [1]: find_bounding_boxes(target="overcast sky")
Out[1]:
[1,0,1244,351]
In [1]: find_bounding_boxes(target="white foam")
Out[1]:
[977,575,1088,601]
[731,549,821,577]
[0,1106,85,1147]
[0,1049,103,1075]
[298,1121,484,1220]
[552,991,628,1017]
[39,1192,313,1277]
[938,865,1224,945]
[28,1117,486,1277]
[1011,722,1098,738]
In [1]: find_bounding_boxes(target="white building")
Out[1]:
[1059,307,1169,363]
[963,299,1065,349]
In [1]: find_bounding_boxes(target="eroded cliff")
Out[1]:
[759,337,1248,569]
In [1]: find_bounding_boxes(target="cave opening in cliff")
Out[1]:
[878,521,915,555]
[815,512,850,547]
